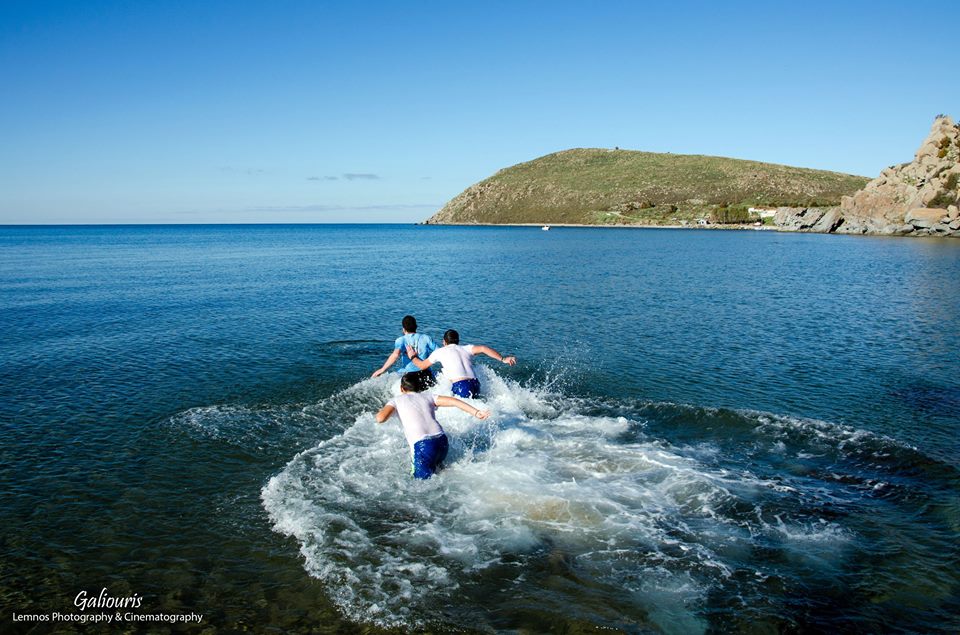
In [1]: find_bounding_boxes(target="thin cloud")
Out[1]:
[219,166,268,175]
[243,203,437,213]
[307,174,379,181]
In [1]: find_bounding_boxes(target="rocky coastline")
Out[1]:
[773,116,960,238]
[424,115,959,239]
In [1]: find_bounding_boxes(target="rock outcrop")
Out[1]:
[836,116,960,237]
[773,206,845,233]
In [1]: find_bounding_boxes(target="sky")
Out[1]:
[0,0,956,224]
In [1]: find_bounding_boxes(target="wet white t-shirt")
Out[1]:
[386,392,444,448]
[426,344,476,381]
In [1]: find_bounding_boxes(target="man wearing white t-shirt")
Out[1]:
[406,329,516,398]
[375,372,489,479]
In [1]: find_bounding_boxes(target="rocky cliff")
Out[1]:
[775,116,960,237]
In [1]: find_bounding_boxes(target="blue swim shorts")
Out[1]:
[411,433,449,480]
[451,378,481,399]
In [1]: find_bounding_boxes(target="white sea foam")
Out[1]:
[263,368,846,631]
[250,365,922,630]
[158,363,881,630]
[750,410,911,458]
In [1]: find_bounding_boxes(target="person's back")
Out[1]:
[406,329,516,399]
[428,343,477,382]
[376,372,490,479]
[396,332,437,374]
[388,391,444,448]
[371,315,437,389]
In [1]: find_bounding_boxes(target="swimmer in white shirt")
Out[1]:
[375,372,490,479]
[406,329,516,398]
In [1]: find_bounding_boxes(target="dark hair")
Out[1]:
[402,315,417,333]
[400,372,423,393]
[443,329,460,345]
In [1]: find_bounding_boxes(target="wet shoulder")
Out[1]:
[411,392,437,409]
[396,392,434,407]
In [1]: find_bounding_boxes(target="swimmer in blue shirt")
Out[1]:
[371,315,438,389]
[376,372,489,479]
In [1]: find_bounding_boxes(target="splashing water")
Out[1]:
[257,367,958,632]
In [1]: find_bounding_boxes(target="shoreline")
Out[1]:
[419,221,960,238]
[421,221,778,231]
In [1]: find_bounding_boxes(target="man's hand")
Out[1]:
[405,344,417,358]
[475,410,490,420]
[502,356,517,366]
[371,369,384,378]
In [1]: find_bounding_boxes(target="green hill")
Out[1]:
[424,148,869,226]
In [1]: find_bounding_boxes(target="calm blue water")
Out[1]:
[1,224,958,633]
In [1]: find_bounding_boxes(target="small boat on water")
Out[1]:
[542,225,551,231]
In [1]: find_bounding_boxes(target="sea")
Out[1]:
[1,224,958,633]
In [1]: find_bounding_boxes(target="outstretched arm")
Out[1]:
[372,349,400,377]
[405,344,433,370]
[375,404,396,423]
[471,344,516,366]
[435,395,490,419]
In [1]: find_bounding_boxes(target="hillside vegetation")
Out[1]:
[425,149,869,225]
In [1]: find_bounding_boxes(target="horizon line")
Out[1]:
[0,221,426,227]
